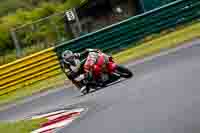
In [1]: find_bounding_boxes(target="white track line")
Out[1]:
[31,110,66,120]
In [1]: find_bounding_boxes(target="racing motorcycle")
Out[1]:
[66,53,133,94]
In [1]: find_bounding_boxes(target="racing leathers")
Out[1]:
[61,53,83,89]
[61,49,109,91]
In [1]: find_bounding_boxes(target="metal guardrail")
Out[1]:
[0,0,199,96]
[55,0,200,57]
[0,48,61,96]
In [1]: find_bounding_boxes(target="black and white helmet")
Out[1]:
[62,50,74,63]
[62,50,73,58]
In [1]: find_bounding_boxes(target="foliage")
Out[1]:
[0,0,69,16]
[0,0,86,52]
[0,119,47,133]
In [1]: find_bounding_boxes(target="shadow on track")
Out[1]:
[76,78,128,97]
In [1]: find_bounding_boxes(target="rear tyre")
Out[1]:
[115,65,133,78]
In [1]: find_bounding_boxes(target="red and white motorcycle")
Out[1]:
[79,52,133,94]
[65,51,133,94]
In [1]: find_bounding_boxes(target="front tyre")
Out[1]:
[115,65,133,78]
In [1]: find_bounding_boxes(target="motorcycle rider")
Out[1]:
[61,50,84,89]
[61,49,109,93]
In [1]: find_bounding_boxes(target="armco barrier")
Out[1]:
[142,0,175,11]
[0,48,62,96]
[55,0,200,57]
[0,0,200,96]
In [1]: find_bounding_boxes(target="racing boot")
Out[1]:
[80,85,90,95]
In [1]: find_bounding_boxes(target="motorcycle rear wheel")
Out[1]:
[115,65,133,78]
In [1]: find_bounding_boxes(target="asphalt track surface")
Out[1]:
[0,39,200,133]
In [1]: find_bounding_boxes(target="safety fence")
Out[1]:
[0,0,200,96]
[55,0,200,57]
[0,48,61,96]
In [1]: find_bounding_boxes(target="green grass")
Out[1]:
[0,118,47,133]
[0,50,17,66]
[114,21,200,63]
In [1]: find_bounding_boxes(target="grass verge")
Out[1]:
[0,118,47,133]
[114,21,200,63]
